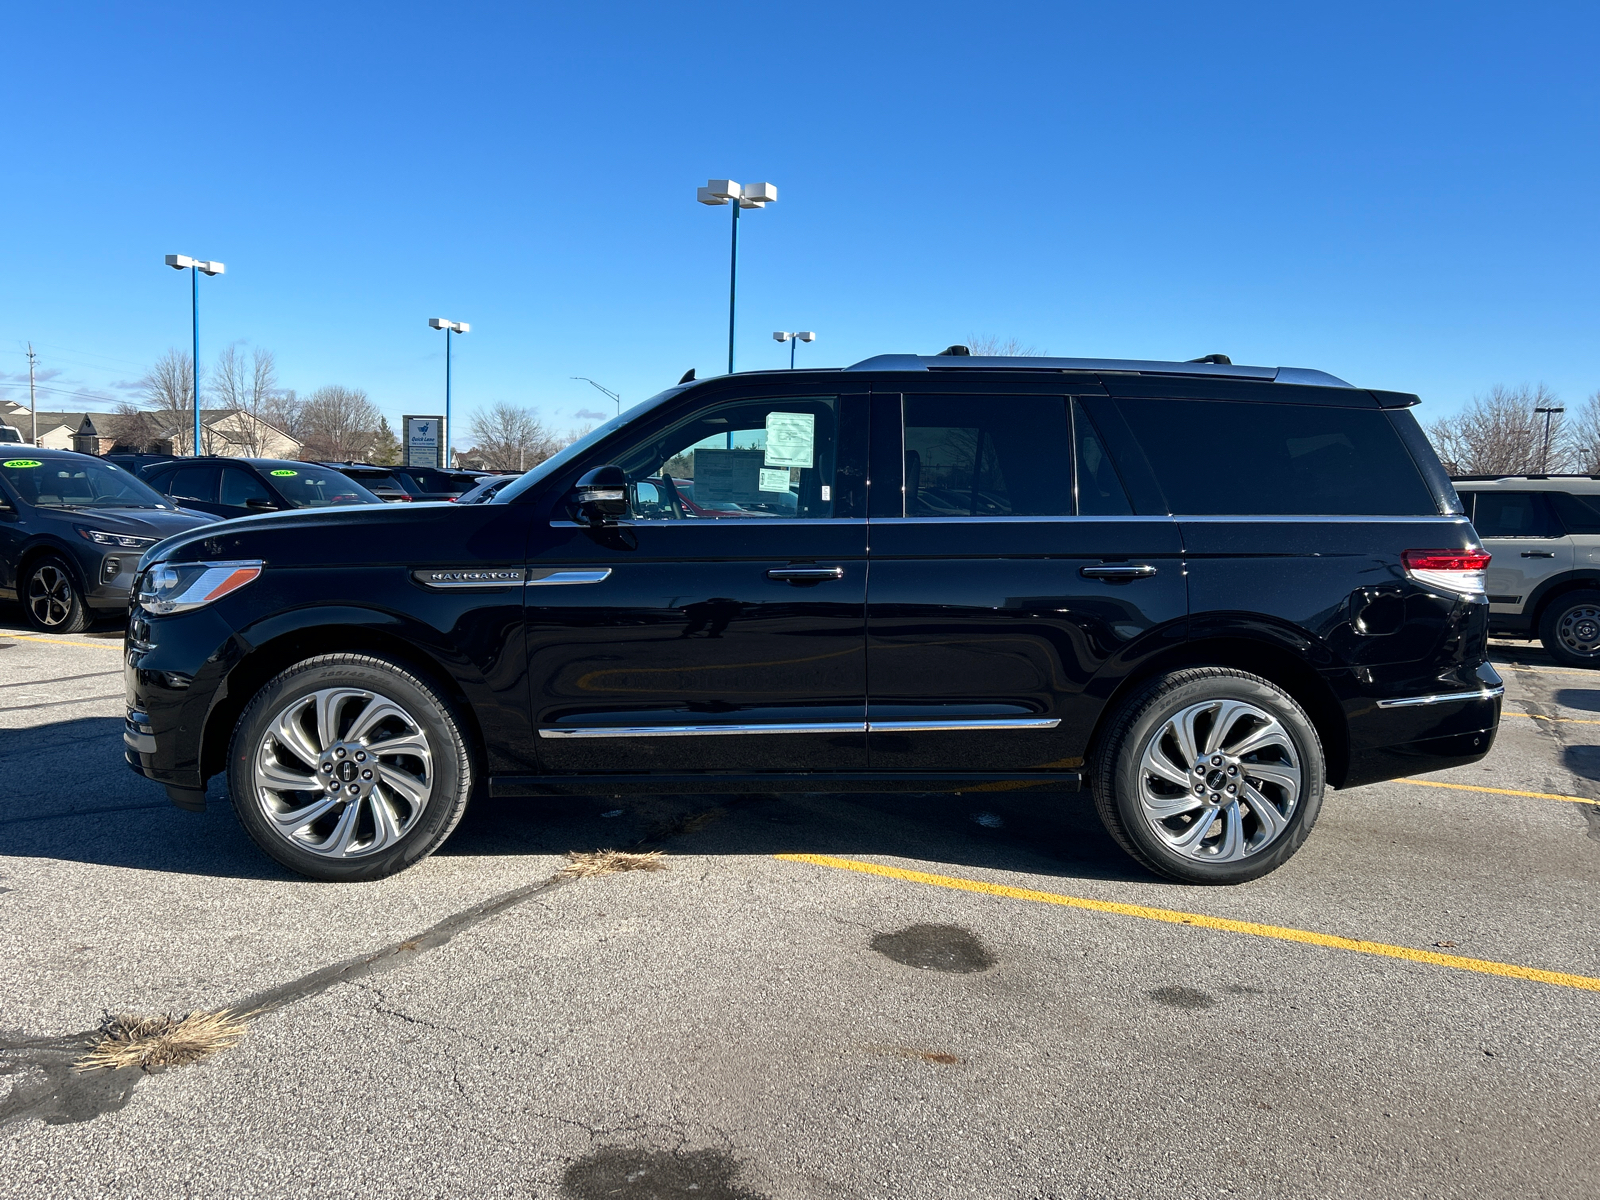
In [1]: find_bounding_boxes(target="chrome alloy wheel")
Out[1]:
[253,688,434,858]
[1556,603,1600,659]
[1135,699,1303,863]
[27,565,74,627]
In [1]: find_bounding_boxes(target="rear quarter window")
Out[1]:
[1117,398,1438,516]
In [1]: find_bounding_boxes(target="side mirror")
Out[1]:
[245,498,277,511]
[572,465,628,526]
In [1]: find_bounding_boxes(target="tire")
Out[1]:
[1538,590,1600,668]
[1089,668,1325,885]
[227,653,475,881]
[22,554,90,634]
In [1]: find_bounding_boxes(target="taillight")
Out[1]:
[1402,549,1490,595]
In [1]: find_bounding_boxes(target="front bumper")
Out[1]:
[122,603,238,801]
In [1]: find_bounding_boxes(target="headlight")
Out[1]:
[137,560,263,615]
[76,525,157,550]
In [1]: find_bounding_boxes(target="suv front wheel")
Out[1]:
[227,653,475,881]
[1091,668,1325,884]
[1538,590,1600,668]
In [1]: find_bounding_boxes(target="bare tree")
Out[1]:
[118,348,199,451]
[263,388,307,443]
[468,403,559,471]
[1565,390,1600,474]
[1427,384,1569,475]
[211,344,283,454]
[299,385,379,461]
[964,335,1044,357]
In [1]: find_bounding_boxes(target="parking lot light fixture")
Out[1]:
[697,178,777,375]
[773,330,816,369]
[572,377,622,416]
[428,319,470,466]
[164,254,225,455]
[1535,405,1565,473]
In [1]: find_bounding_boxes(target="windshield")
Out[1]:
[259,464,384,507]
[493,384,692,504]
[1,456,172,510]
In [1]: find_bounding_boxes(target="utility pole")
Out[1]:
[26,343,38,446]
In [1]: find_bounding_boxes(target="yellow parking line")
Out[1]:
[1398,778,1595,805]
[1494,661,1600,678]
[0,632,122,651]
[777,853,1600,993]
[1504,711,1600,726]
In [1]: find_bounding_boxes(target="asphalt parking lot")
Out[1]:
[2,608,1597,1199]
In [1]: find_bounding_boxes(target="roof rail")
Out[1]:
[841,354,1352,387]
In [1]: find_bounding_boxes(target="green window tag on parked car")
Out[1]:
[3,459,42,468]
[270,469,298,477]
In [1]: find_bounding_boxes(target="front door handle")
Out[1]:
[1081,564,1158,580]
[1521,551,1556,558]
[767,566,845,584]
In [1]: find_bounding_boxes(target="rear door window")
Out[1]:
[902,395,1071,517]
[1117,399,1437,515]
[1473,491,1559,538]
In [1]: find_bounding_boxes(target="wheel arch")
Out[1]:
[18,536,88,591]
[1526,570,1600,630]
[199,622,489,784]
[1084,634,1350,787]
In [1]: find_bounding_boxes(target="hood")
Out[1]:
[71,506,218,539]
[136,500,523,572]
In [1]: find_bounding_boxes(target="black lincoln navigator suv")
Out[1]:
[123,353,1501,884]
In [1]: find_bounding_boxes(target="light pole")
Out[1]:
[428,318,470,467]
[772,330,815,369]
[1536,405,1565,472]
[164,254,225,456]
[696,179,777,374]
[572,377,622,416]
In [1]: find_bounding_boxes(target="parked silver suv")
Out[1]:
[1453,474,1600,665]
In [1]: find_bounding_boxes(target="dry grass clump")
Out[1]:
[75,1009,250,1073]
[560,849,668,879]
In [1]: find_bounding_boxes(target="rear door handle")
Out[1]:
[767,566,845,584]
[1521,551,1556,558]
[1080,564,1158,579]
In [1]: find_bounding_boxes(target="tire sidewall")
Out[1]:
[1539,590,1600,668]
[1108,672,1325,884]
[23,554,88,634]
[228,655,472,881]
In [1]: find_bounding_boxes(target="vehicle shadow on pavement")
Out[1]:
[443,787,1160,886]
[4,715,1152,885]
[0,716,292,881]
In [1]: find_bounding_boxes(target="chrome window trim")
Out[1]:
[1374,686,1505,709]
[537,716,1060,739]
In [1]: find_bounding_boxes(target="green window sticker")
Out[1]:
[270,469,298,477]
[3,459,42,468]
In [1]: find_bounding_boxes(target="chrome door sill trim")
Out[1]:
[540,721,863,739]
[866,717,1061,732]
[1374,686,1505,709]
[538,717,1060,739]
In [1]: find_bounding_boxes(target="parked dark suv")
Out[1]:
[140,457,384,518]
[0,448,216,632]
[124,354,1500,884]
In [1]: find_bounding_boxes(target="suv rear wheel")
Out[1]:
[1538,590,1600,668]
[227,653,474,881]
[1091,668,1325,884]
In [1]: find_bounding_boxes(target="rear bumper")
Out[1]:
[1338,663,1503,788]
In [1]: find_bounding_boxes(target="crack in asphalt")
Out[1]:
[0,865,574,1130]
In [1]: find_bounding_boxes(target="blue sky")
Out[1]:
[2,2,1596,437]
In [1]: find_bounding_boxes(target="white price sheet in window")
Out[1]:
[764,412,815,469]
